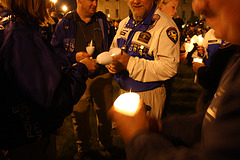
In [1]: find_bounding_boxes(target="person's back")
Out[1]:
[0,0,96,159]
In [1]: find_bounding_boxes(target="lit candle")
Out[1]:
[197,35,204,45]
[86,40,95,56]
[193,57,203,83]
[114,92,140,116]
[96,51,112,65]
[193,57,203,63]
[185,42,194,52]
[191,35,199,44]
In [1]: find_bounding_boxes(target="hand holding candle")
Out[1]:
[113,92,140,116]
[108,93,149,143]
[86,40,95,56]
[96,48,122,65]
[193,57,203,83]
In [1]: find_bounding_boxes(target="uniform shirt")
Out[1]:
[111,6,180,92]
[202,29,224,66]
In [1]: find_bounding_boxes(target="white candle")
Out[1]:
[114,92,140,116]
[96,48,122,65]
[109,48,122,56]
[86,40,95,55]
[185,43,194,52]
[197,35,203,45]
[193,57,203,63]
[86,46,95,55]
[191,35,199,44]
[96,51,112,65]
[193,57,203,83]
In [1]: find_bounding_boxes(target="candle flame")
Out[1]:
[193,57,203,63]
[114,92,140,116]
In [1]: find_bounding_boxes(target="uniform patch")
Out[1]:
[166,27,178,44]
[219,41,231,49]
[120,28,129,36]
[138,32,151,44]
[148,14,160,30]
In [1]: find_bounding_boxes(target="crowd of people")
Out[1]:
[1,0,240,159]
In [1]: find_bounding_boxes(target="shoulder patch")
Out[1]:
[148,14,160,30]
[166,27,178,44]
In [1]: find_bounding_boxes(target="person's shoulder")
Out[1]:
[0,11,28,32]
[64,10,76,20]
[155,9,176,25]
[95,11,107,20]
[57,11,76,26]
[119,16,129,25]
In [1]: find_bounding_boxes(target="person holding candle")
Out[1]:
[192,29,237,112]
[158,0,179,117]
[108,0,240,159]
[107,0,180,120]
[0,0,97,159]
[51,0,116,159]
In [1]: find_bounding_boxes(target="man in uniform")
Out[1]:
[107,0,180,119]
[51,0,115,159]
[108,0,240,159]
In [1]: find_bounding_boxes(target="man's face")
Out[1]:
[79,0,98,17]
[160,0,179,18]
[192,0,240,45]
[128,0,154,22]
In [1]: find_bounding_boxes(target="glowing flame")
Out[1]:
[114,92,140,116]
[193,57,203,63]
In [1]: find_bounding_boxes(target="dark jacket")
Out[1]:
[126,46,240,160]
[0,10,88,149]
[51,10,114,67]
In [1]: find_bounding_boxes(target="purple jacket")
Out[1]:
[51,10,114,67]
[0,10,88,149]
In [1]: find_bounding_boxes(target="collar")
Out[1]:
[126,5,156,31]
[74,10,97,24]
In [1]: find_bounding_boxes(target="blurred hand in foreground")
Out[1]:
[196,45,205,57]
[108,100,149,144]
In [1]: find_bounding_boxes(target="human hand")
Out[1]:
[106,63,118,74]
[196,45,205,57]
[180,51,187,63]
[192,62,205,73]
[80,57,97,76]
[110,51,130,72]
[108,100,149,144]
[76,51,90,62]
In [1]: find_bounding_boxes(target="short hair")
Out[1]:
[1,0,51,23]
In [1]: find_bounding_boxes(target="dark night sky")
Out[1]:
[55,0,77,13]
